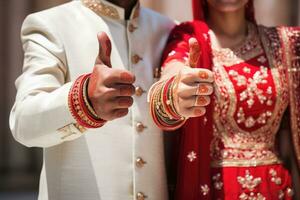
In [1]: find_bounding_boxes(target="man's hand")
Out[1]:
[88,32,136,121]
[173,38,214,118]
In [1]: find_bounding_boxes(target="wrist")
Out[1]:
[68,74,106,128]
[83,78,100,119]
[149,76,186,131]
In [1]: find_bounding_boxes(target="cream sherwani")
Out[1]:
[9,0,175,199]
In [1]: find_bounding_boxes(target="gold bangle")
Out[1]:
[82,77,99,119]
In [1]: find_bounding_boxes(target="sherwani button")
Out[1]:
[136,157,147,168]
[132,54,143,64]
[128,23,137,32]
[136,192,147,200]
[135,86,145,97]
[136,122,147,133]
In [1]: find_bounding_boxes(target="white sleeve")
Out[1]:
[9,14,86,148]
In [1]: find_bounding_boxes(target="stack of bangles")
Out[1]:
[148,76,186,130]
[68,73,106,128]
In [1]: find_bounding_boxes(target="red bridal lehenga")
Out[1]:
[161,1,300,199]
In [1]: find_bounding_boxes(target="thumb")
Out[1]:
[97,32,112,68]
[188,37,201,68]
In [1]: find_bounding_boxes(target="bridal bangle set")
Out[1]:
[68,74,106,128]
[149,76,186,130]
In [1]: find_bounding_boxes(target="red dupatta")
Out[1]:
[162,1,256,199]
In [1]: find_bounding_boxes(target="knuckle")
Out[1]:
[99,86,110,96]
[119,70,135,83]
[103,101,113,112]
[102,105,109,113]
[94,64,107,74]
[177,84,186,97]
[102,73,112,83]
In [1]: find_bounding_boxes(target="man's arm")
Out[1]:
[9,14,85,148]
[10,14,136,148]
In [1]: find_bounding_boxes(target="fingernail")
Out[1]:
[196,96,207,106]
[198,85,209,94]
[105,39,111,56]
[199,71,209,79]
[194,108,205,116]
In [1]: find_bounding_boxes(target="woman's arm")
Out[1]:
[148,22,214,130]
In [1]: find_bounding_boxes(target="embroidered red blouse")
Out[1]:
[161,21,300,200]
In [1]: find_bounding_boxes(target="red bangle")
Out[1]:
[68,74,106,128]
[149,78,186,131]
[161,76,182,120]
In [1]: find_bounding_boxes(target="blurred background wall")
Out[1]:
[0,0,299,199]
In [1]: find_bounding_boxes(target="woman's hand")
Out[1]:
[163,38,214,118]
[173,67,214,118]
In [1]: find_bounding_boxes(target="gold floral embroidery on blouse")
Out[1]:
[210,24,289,167]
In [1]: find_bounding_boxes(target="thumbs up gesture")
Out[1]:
[88,32,136,121]
[172,38,214,118]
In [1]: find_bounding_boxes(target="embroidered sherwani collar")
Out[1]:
[81,0,140,20]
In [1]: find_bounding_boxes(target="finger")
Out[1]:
[112,84,136,97]
[102,96,133,111]
[195,83,214,95]
[178,82,213,98]
[180,95,211,108]
[187,106,206,118]
[180,68,214,84]
[197,68,214,82]
[113,108,129,119]
[194,95,211,107]
[112,96,134,109]
[188,37,201,68]
[98,97,132,118]
[97,32,112,68]
[105,70,136,86]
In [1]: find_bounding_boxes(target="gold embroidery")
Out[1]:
[82,0,141,20]
[210,23,263,66]
[58,124,78,140]
[278,190,285,200]
[74,123,87,133]
[286,188,294,197]
[237,170,262,191]
[200,184,209,196]
[239,192,266,200]
[210,25,289,167]
[187,151,197,162]
[269,168,282,185]
[279,27,300,168]
[82,0,120,19]
[212,173,223,190]
[228,66,271,109]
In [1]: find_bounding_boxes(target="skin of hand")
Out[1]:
[162,38,214,118]
[87,32,136,121]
